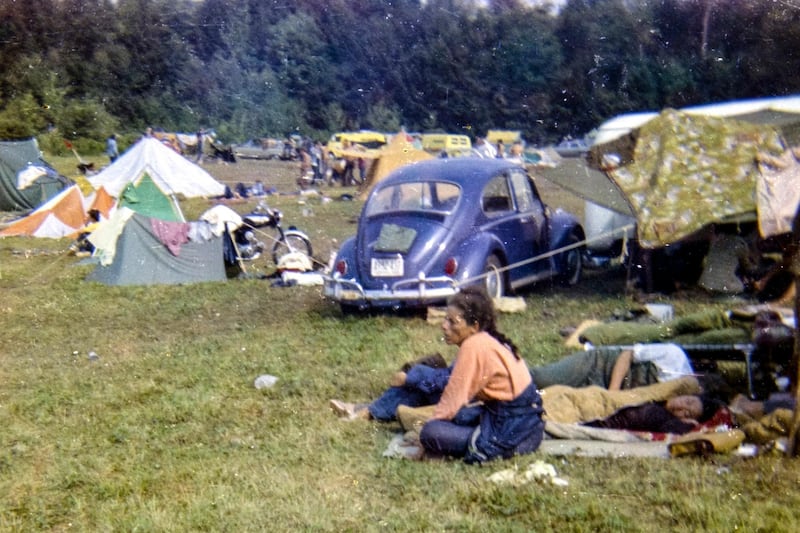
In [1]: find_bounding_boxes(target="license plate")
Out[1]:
[371,257,403,277]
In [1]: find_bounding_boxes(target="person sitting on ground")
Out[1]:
[530,343,695,391]
[235,182,250,199]
[330,353,452,422]
[69,209,102,255]
[417,286,545,464]
[251,180,266,197]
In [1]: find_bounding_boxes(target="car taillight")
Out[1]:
[444,257,457,276]
[335,259,348,276]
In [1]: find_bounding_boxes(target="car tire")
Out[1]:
[340,303,365,315]
[557,233,583,287]
[483,254,505,299]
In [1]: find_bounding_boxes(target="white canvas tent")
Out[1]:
[88,137,226,201]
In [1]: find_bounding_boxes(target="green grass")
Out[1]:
[2,159,800,531]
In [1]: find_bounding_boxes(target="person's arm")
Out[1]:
[608,349,633,390]
[433,345,481,420]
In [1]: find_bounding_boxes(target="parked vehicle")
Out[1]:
[553,138,589,157]
[421,133,472,157]
[232,139,284,160]
[233,202,313,265]
[323,158,585,311]
[326,130,387,158]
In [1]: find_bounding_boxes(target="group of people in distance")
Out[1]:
[330,286,741,464]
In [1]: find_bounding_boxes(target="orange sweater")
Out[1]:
[432,331,532,420]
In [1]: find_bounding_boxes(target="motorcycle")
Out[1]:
[232,201,313,266]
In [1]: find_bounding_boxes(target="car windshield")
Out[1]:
[365,181,461,216]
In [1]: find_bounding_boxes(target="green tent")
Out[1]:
[0,138,69,211]
[117,173,182,221]
[86,212,226,286]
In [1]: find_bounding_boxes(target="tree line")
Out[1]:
[0,0,798,153]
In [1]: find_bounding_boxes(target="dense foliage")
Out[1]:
[0,0,798,145]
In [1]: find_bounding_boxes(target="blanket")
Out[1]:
[538,439,670,458]
[578,309,750,346]
[541,376,701,424]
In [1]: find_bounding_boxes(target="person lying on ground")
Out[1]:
[417,286,545,464]
[329,353,451,422]
[530,343,694,390]
[397,375,705,436]
[582,393,726,434]
[577,308,753,347]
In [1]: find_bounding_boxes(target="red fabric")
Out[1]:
[629,406,736,442]
[150,218,190,256]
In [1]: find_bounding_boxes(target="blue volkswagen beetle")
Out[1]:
[323,158,585,311]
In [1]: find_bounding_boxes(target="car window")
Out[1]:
[510,171,536,212]
[482,175,513,214]
[366,181,460,216]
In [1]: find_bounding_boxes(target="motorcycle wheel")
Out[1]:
[272,232,313,265]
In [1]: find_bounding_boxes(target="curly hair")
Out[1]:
[447,285,520,358]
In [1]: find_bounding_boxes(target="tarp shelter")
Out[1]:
[0,138,70,211]
[86,209,226,286]
[0,185,87,238]
[87,137,226,204]
[536,96,800,249]
[357,131,434,200]
[588,109,785,248]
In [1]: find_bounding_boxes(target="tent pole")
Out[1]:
[785,218,800,456]
[226,224,247,275]
[171,194,185,222]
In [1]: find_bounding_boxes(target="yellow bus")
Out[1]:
[326,131,387,158]
[420,133,472,157]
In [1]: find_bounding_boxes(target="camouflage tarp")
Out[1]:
[589,109,786,248]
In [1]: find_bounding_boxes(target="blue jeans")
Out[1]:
[420,383,544,464]
[368,386,443,422]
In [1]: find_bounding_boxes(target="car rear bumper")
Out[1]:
[323,274,458,307]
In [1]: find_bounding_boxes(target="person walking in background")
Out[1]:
[495,140,505,158]
[472,136,497,159]
[297,146,313,189]
[311,141,324,184]
[196,129,205,163]
[105,134,119,163]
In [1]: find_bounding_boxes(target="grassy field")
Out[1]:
[2,155,799,531]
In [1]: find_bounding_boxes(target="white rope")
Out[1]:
[242,221,327,269]
[458,223,636,286]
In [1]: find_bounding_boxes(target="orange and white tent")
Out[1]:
[0,185,115,238]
